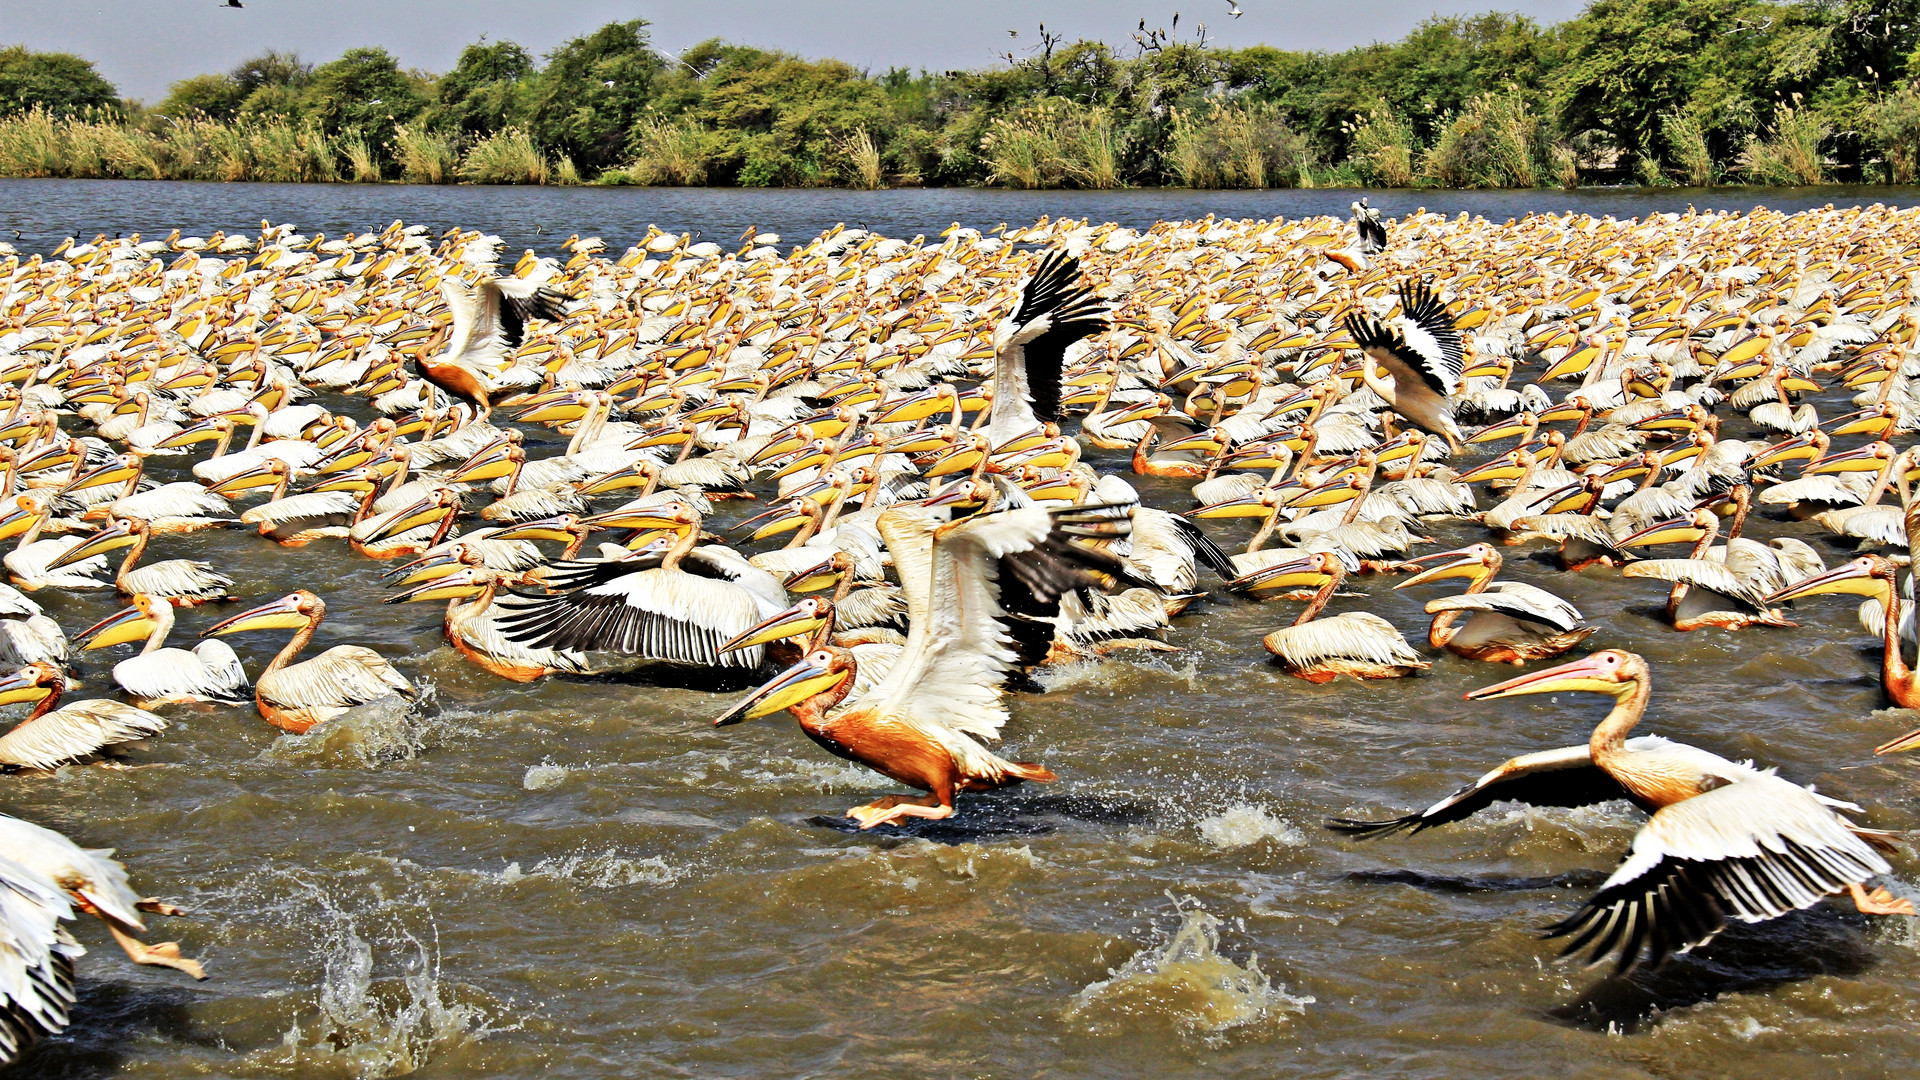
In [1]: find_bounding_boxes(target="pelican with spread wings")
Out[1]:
[987,248,1109,447]
[1342,280,1465,451]
[414,272,566,418]
[712,502,1125,828]
[1331,650,1912,973]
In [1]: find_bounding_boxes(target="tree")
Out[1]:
[0,46,118,116]
[528,19,666,171]
[433,38,535,136]
[300,46,426,146]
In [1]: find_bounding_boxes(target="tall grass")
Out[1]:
[1661,112,1715,185]
[341,135,381,183]
[460,128,549,184]
[393,126,461,184]
[625,119,720,185]
[1420,92,1555,188]
[981,101,1123,189]
[1341,109,1417,187]
[835,128,884,189]
[1168,101,1309,188]
[1739,98,1830,185]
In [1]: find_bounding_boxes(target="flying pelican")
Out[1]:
[1343,280,1466,451]
[0,813,204,978]
[986,248,1108,447]
[0,662,167,769]
[75,594,249,708]
[0,850,81,1066]
[202,590,414,732]
[712,502,1124,828]
[52,516,233,604]
[1394,543,1595,663]
[493,501,789,669]
[414,272,565,417]
[1254,551,1429,681]
[1331,650,1913,973]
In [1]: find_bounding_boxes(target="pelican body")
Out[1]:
[203,590,413,732]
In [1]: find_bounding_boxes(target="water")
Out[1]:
[6,180,1920,1079]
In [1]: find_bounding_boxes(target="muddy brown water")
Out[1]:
[6,183,1920,1079]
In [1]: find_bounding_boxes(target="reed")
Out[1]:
[1739,98,1830,185]
[1341,109,1417,188]
[393,126,461,185]
[981,102,1123,189]
[1169,101,1308,189]
[836,128,884,189]
[1420,92,1553,188]
[341,135,382,183]
[460,128,548,185]
[1661,112,1715,186]
[625,119,718,185]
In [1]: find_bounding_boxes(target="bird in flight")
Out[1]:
[224,0,244,7]
[1228,0,1245,16]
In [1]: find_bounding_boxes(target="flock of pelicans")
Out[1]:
[3,200,1920,1058]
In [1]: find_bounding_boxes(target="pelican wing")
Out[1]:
[1344,281,1462,397]
[0,617,65,666]
[239,489,361,527]
[0,701,166,770]
[1425,583,1584,631]
[1330,743,1641,838]
[492,565,769,668]
[258,645,413,712]
[0,815,145,933]
[0,854,78,1065]
[485,276,567,351]
[1621,559,1772,609]
[113,644,249,704]
[122,560,231,601]
[1263,611,1427,671]
[1548,774,1892,973]
[1005,249,1107,420]
[111,483,230,521]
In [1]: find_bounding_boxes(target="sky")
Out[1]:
[2,0,1590,105]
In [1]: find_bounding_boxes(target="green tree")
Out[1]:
[529,19,665,171]
[300,46,425,146]
[432,38,535,136]
[0,46,118,116]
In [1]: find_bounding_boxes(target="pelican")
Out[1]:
[986,248,1108,447]
[76,594,249,708]
[415,273,565,417]
[0,496,109,591]
[0,662,167,769]
[1331,651,1913,973]
[1394,543,1595,663]
[1618,509,1802,631]
[0,583,65,666]
[0,850,80,1066]
[52,516,232,604]
[0,813,204,979]
[386,565,590,682]
[1343,280,1466,451]
[202,590,414,733]
[711,502,1122,828]
[1767,553,1920,750]
[1254,551,1429,681]
[493,501,788,669]
[63,453,231,531]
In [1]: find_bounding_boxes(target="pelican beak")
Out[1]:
[1618,515,1707,549]
[924,444,986,477]
[1230,555,1328,592]
[62,457,138,494]
[626,426,691,450]
[712,654,845,725]
[203,594,309,636]
[491,516,579,543]
[1467,414,1533,443]
[1825,408,1895,438]
[305,469,377,494]
[1751,435,1815,469]
[1186,491,1276,519]
[720,602,827,653]
[1455,454,1529,484]
[374,493,458,538]
[51,520,134,567]
[447,447,517,484]
[0,668,53,707]
[784,557,843,594]
[157,418,227,448]
[1464,652,1623,700]
[991,429,1053,456]
[1393,549,1483,589]
[580,507,684,532]
[386,574,486,603]
[210,462,284,496]
[77,603,154,650]
[385,554,466,586]
[513,398,590,424]
[1765,559,1884,604]
[887,428,955,455]
[0,500,38,542]
[1527,481,1597,515]
[1807,443,1893,475]
[1634,408,1698,433]
[923,481,982,509]
[749,507,812,541]
[574,464,652,495]
[1597,458,1651,484]
[767,450,832,481]
[1287,478,1361,510]
[1536,401,1588,424]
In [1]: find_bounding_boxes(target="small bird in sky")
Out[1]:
[1008,29,1019,37]
[1228,0,1244,17]
[224,0,243,7]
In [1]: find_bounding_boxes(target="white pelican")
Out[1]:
[52,517,232,604]
[76,594,249,708]
[0,583,65,666]
[0,496,110,591]
[0,662,167,769]
[202,590,414,733]
[1343,280,1466,451]
[1332,651,1913,973]
[387,565,590,682]
[0,813,204,978]
[987,249,1108,447]
[0,850,80,1065]
[415,273,566,417]
[1251,551,1429,681]
[1394,543,1594,663]
[712,502,1124,828]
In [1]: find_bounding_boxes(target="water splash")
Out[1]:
[498,850,682,889]
[522,759,566,790]
[1196,803,1305,850]
[260,687,454,769]
[1066,904,1310,1043]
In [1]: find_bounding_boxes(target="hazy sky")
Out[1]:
[4,1,1588,104]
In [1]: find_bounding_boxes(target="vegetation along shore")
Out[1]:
[1,3,1917,190]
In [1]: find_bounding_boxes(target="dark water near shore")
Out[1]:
[3,181,1920,1079]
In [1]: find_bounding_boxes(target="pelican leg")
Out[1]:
[847,793,953,829]
[1848,881,1916,916]
[106,923,208,979]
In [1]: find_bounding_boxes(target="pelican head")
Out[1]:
[1186,487,1281,519]
[785,552,851,594]
[52,517,142,568]
[203,590,323,636]
[1464,648,1645,701]
[1394,544,1498,589]
[0,496,42,542]
[712,646,855,726]
[386,567,493,604]
[1230,550,1338,592]
[719,597,836,653]
[210,458,290,496]
[1765,554,1898,604]
[1618,509,1715,549]
[77,593,167,650]
[0,661,63,706]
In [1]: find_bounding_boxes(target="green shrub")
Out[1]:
[1168,101,1308,188]
[1420,92,1554,188]
[1739,98,1829,185]
[461,127,548,184]
[1661,112,1715,186]
[1341,109,1416,187]
[393,125,461,184]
